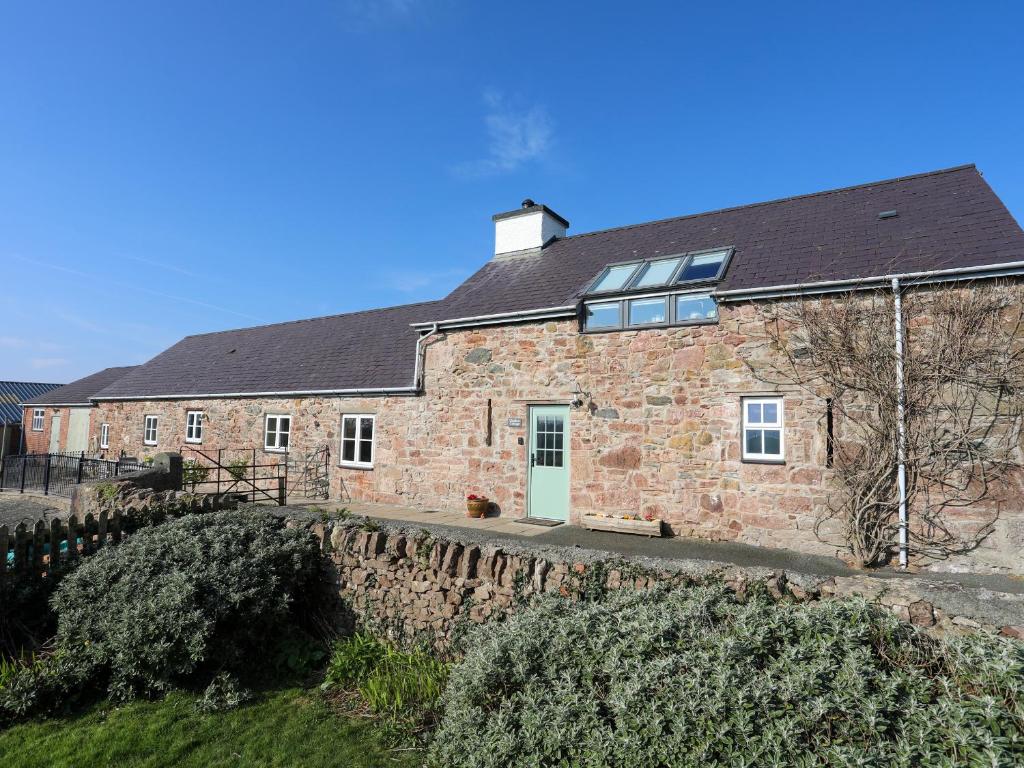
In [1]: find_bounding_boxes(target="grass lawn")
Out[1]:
[0,686,423,768]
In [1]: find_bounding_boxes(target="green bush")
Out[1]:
[182,458,210,490]
[324,633,448,725]
[226,457,249,481]
[42,512,318,705]
[429,585,1024,767]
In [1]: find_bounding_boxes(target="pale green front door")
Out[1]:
[527,405,570,521]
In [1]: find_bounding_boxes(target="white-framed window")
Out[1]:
[100,423,110,449]
[185,411,204,444]
[264,414,290,452]
[31,408,45,431]
[742,397,784,462]
[340,414,375,468]
[143,415,159,446]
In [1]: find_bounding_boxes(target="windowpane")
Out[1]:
[762,402,778,424]
[747,402,762,424]
[584,302,620,330]
[678,250,727,282]
[675,294,718,323]
[266,417,277,434]
[358,440,372,463]
[632,257,682,288]
[591,263,638,292]
[763,429,781,455]
[343,417,356,439]
[745,429,762,455]
[279,430,289,448]
[342,440,355,462]
[360,418,373,440]
[629,297,667,326]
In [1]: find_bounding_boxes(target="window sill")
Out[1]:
[582,318,719,334]
[143,442,158,447]
[184,439,203,445]
[338,462,374,471]
[264,447,289,454]
[741,457,786,465]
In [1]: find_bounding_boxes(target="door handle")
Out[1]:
[530,452,536,467]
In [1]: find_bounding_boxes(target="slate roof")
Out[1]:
[428,164,1024,321]
[93,302,440,399]
[0,382,64,424]
[24,367,138,406]
[88,164,1024,400]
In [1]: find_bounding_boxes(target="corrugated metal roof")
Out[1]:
[0,381,64,424]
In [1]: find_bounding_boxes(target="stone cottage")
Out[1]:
[40,165,1024,571]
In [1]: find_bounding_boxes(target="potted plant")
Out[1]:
[466,494,489,518]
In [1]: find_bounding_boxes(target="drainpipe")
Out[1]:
[413,323,440,392]
[892,278,909,569]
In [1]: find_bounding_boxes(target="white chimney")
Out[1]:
[492,199,569,257]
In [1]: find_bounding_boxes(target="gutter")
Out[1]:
[91,325,446,403]
[714,260,1024,302]
[410,305,576,331]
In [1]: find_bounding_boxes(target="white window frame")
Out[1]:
[143,415,159,446]
[264,414,291,452]
[741,397,785,462]
[340,414,376,469]
[31,408,45,431]
[100,423,110,449]
[185,410,204,444]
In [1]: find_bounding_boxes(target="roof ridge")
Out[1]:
[181,298,443,339]
[559,164,978,243]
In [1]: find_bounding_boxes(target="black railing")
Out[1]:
[0,453,146,498]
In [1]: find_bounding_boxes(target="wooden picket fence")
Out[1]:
[0,511,123,583]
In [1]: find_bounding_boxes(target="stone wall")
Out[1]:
[306,517,1024,651]
[92,301,1024,574]
[70,451,238,524]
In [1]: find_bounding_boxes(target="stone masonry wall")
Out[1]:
[93,300,1024,574]
[307,517,1024,651]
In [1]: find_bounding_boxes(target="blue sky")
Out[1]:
[2,1,1023,382]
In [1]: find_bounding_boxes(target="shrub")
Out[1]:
[324,633,448,725]
[226,457,249,481]
[47,511,320,702]
[429,585,1024,767]
[182,459,210,490]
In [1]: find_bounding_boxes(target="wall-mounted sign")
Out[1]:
[507,418,523,428]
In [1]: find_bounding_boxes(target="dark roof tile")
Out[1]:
[25,367,137,405]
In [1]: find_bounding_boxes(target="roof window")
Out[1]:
[589,263,640,293]
[584,247,732,296]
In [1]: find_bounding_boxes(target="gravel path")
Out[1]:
[0,493,68,530]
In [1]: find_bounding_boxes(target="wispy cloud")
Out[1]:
[345,0,428,23]
[12,255,265,323]
[380,267,468,294]
[0,336,28,349]
[454,90,554,177]
[30,357,69,370]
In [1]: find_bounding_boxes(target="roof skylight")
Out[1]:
[676,250,729,283]
[633,257,683,288]
[590,263,639,293]
[584,247,733,296]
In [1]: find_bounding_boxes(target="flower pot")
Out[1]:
[466,498,489,518]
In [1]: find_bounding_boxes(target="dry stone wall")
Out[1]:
[305,517,1024,651]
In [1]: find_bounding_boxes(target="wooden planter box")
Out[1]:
[581,514,663,537]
